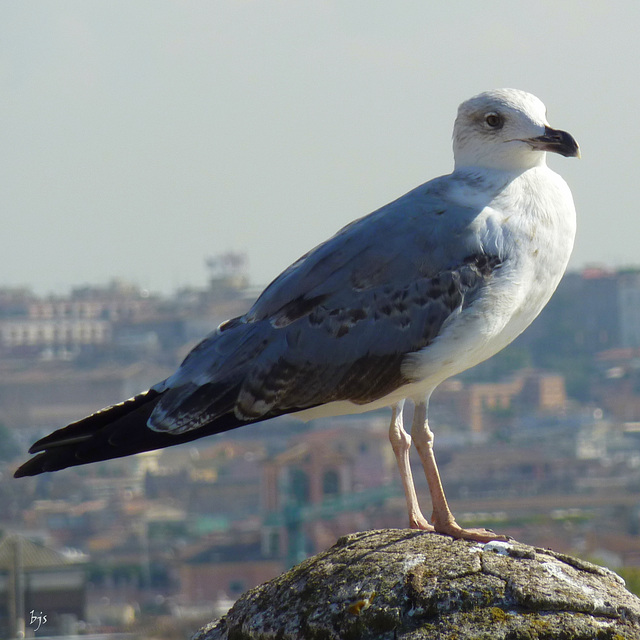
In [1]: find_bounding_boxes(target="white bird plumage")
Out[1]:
[16,89,579,541]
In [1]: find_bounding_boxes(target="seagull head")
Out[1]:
[452,89,580,172]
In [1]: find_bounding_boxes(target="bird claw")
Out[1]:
[409,516,435,532]
[432,521,509,543]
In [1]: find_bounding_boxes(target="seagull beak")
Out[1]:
[526,126,581,158]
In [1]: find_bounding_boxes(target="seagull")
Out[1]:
[15,89,579,542]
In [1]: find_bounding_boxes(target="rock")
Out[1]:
[193,529,640,640]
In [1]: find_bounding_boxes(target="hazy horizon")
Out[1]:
[2,254,634,300]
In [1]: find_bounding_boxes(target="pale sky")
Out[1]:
[1,2,636,295]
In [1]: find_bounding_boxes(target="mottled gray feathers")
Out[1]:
[151,243,501,431]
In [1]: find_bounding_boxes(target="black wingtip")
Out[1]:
[28,434,93,455]
[14,389,164,477]
[13,386,269,477]
[14,454,45,478]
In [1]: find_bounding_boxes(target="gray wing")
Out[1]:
[150,178,504,434]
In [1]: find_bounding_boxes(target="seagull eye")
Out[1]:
[485,112,503,129]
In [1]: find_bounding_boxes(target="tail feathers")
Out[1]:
[14,389,252,477]
[27,390,161,454]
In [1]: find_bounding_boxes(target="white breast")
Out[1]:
[404,165,576,396]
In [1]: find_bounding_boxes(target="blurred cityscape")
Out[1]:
[2,255,640,637]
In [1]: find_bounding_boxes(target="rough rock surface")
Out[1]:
[193,529,640,640]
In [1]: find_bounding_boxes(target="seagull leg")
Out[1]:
[388,401,433,530]
[411,401,508,542]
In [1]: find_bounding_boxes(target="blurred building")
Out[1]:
[431,370,567,434]
[618,271,640,349]
[177,532,282,605]
[0,362,172,431]
[0,534,87,637]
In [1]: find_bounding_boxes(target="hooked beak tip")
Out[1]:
[528,126,580,158]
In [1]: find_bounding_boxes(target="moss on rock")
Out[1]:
[193,529,640,640]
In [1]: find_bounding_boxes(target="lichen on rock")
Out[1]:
[193,529,640,640]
